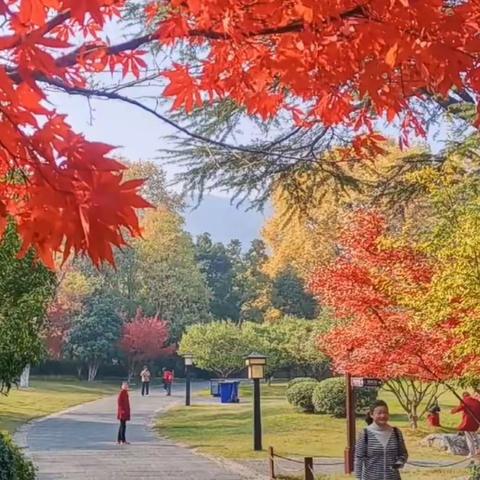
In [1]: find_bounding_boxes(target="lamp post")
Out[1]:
[344,373,355,474]
[245,353,267,451]
[184,353,194,406]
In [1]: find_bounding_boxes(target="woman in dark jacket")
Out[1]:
[117,382,131,445]
[355,400,408,480]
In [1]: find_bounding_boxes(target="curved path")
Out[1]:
[15,385,247,480]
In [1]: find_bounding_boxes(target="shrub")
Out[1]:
[287,377,317,389]
[470,463,480,480]
[312,377,378,418]
[286,381,317,412]
[0,433,36,480]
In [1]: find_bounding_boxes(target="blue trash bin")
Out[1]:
[219,381,240,403]
[210,379,221,397]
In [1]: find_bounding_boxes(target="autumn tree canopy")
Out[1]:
[119,309,173,376]
[310,210,466,383]
[310,209,471,426]
[3,0,480,266]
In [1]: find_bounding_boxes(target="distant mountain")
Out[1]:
[184,195,269,247]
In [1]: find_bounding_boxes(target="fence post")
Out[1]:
[304,457,314,480]
[268,447,275,479]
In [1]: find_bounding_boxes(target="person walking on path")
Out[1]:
[162,367,174,396]
[451,392,480,457]
[117,382,131,445]
[355,400,408,480]
[140,366,151,396]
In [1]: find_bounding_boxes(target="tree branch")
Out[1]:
[42,78,320,162]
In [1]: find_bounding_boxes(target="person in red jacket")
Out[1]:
[117,382,131,445]
[162,368,174,396]
[451,392,480,457]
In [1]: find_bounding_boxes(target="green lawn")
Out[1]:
[0,377,118,433]
[157,383,472,472]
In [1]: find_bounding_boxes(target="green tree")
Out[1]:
[68,161,211,338]
[123,159,183,210]
[179,322,251,377]
[137,207,211,339]
[271,269,317,319]
[194,233,241,321]
[243,317,329,379]
[67,296,123,381]
[0,224,56,392]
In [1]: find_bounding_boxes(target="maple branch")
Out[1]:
[57,33,155,69]
[0,9,72,50]
[8,3,370,81]
[35,11,72,38]
[184,4,368,39]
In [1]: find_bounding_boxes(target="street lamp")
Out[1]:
[184,353,194,406]
[245,353,267,451]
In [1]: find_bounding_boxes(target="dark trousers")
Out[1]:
[165,382,171,395]
[117,420,127,443]
[141,381,150,396]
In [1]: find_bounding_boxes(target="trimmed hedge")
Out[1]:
[286,381,317,412]
[312,377,378,418]
[287,377,318,389]
[0,433,36,480]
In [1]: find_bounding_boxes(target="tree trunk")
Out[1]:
[77,365,83,380]
[19,365,30,389]
[87,362,99,382]
[128,364,135,383]
[410,404,419,430]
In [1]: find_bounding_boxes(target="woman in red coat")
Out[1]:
[451,392,480,457]
[117,382,131,445]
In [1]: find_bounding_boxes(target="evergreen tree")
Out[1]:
[194,233,241,321]
[271,268,317,319]
[0,225,56,392]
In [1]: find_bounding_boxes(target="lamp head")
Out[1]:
[245,353,267,379]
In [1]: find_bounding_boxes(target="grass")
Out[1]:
[0,377,118,433]
[156,382,470,463]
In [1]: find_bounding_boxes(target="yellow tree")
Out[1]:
[262,146,419,281]
[402,146,480,376]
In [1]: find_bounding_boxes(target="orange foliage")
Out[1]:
[4,0,480,267]
[310,210,469,382]
[155,0,480,145]
[0,0,150,268]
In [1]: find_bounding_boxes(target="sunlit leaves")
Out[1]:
[0,0,149,268]
[310,210,466,383]
[154,0,480,145]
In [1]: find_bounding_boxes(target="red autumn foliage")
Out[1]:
[44,302,71,359]
[119,309,174,366]
[4,1,480,266]
[309,210,467,383]
[0,0,151,269]
[155,0,480,143]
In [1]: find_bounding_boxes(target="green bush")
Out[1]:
[470,463,480,480]
[0,433,36,480]
[286,381,317,412]
[287,377,317,389]
[312,377,378,418]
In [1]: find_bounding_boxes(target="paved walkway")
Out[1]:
[15,385,248,480]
